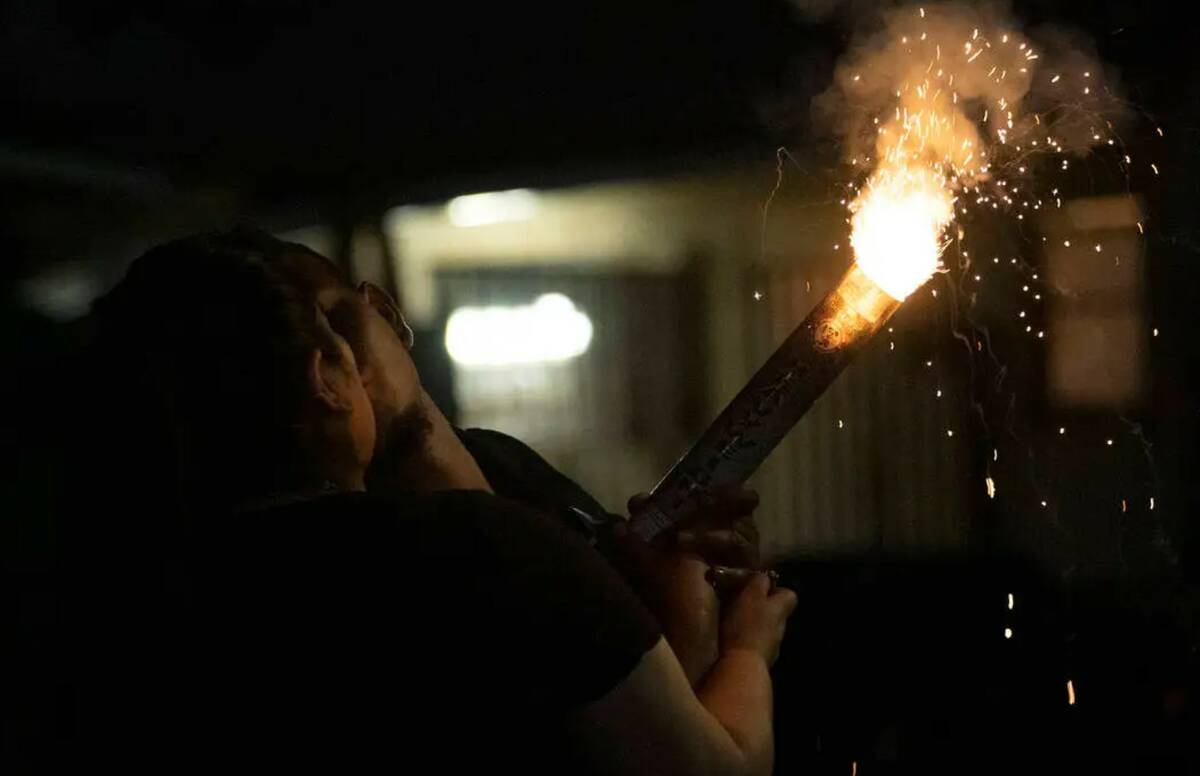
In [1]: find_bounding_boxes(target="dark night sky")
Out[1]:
[1,2,1194,200]
[1,1,806,205]
[0,1,1195,245]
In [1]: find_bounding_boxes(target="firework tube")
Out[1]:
[630,262,905,541]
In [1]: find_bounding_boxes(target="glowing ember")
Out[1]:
[986,476,996,498]
[1067,679,1076,705]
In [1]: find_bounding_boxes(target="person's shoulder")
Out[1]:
[398,489,587,556]
[456,427,612,519]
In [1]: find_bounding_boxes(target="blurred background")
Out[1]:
[3,0,1198,771]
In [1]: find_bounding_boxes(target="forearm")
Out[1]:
[663,621,719,688]
[567,639,770,776]
[695,648,775,776]
[603,529,719,686]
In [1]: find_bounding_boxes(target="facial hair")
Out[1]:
[363,400,435,494]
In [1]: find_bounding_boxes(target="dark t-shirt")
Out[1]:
[457,427,626,548]
[74,489,659,771]
[458,427,614,523]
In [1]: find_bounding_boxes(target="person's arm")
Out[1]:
[607,523,720,686]
[566,574,795,776]
[568,639,760,776]
[694,648,775,773]
[422,491,794,775]
[607,493,761,688]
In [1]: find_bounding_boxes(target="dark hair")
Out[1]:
[89,227,349,513]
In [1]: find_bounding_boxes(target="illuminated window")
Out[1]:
[1043,196,1145,408]
[434,268,699,510]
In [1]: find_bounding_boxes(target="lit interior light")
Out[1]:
[445,293,593,367]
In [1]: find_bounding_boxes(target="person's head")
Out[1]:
[92,228,377,511]
[268,249,436,489]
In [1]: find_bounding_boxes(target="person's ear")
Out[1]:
[307,347,355,413]
[360,281,415,350]
[307,305,362,413]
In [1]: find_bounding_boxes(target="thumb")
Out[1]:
[627,492,652,515]
[770,587,799,618]
[733,572,772,606]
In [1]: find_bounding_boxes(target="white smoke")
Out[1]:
[799,1,1128,186]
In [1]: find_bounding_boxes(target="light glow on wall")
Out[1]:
[446,189,539,227]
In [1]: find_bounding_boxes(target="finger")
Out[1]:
[705,563,753,585]
[770,587,799,617]
[752,572,776,597]
[732,514,761,547]
[627,492,651,515]
[688,488,755,513]
[680,490,760,532]
[734,531,761,568]
[675,530,756,567]
[676,554,714,585]
[677,529,746,547]
[705,488,760,516]
[738,572,772,599]
[682,514,759,542]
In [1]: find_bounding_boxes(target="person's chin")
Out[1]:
[364,403,434,489]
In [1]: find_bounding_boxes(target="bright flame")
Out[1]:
[850,167,954,300]
[834,5,1121,305]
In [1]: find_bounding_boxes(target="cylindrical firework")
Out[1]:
[630,262,905,541]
